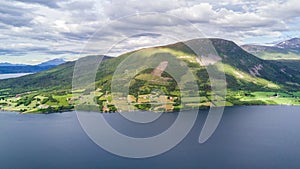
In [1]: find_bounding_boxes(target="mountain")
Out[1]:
[1,38,300,94]
[216,39,299,82]
[0,65,53,74]
[0,55,113,94]
[242,38,300,60]
[37,58,66,67]
[275,38,300,49]
[0,62,27,67]
[0,38,300,113]
[0,58,66,74]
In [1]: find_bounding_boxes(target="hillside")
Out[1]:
[0,65,54,74]
[0,55,113,95]
[1,38,300,113]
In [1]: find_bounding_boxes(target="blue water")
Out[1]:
[0,106,300,168]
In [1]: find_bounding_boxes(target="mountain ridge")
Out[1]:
[276,38,300,49]
[0,38,300,113]
[1,38,300,94]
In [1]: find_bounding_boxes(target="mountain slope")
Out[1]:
[167,39,300,88]
[0,55,114,95]
[211,39,300,87]
[0,65,54,74]
[0,61,75,95]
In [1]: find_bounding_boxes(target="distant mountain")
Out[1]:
[0,57,113,74]
[0,62,27,67]
[0,65,53,74]
[275,38,300,49]
[242,38,300,60]
[37,58,66,67]
[0,58,67,74]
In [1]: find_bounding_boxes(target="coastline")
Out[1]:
[1,103,300,114]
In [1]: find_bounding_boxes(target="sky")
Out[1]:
[0,0,299,64]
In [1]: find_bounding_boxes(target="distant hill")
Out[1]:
[0,55,113,93]
[242,38,300,60]
[0,65,53,74]
[0,58,66,74]
[0,62,27,67]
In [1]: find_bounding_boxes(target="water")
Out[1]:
[0,106,300,168]
[0,73,32,80]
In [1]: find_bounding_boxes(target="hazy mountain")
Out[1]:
[37,58,66,67]
[275,38,300,49]
[242,38,300,60]
[0,65,53,74]
[0,62,27,67]
[0,58,66,74]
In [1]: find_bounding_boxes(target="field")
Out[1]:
[240,92,300,105]
[257,52,300,60]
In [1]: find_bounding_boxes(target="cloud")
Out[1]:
[14,0,60,8]
[102,0,186,19]
[257,0,300,20]
[0,0,299,64]
[168,3,216,23]
[0,1,34,27]
[213,8,276,28]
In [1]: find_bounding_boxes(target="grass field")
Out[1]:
[240,92,300,105]
[257,52,300,60]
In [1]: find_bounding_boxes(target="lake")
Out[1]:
[0,106,300,168]
[0,73,31,80]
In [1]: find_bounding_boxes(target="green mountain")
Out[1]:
[1,39,300,113]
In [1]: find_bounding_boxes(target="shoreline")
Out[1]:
[1,104,300,114]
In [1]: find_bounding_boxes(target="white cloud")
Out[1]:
[258,0,300,20]
[214,8,276,28]
[0,0,299,64]
[168,3,216,23]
